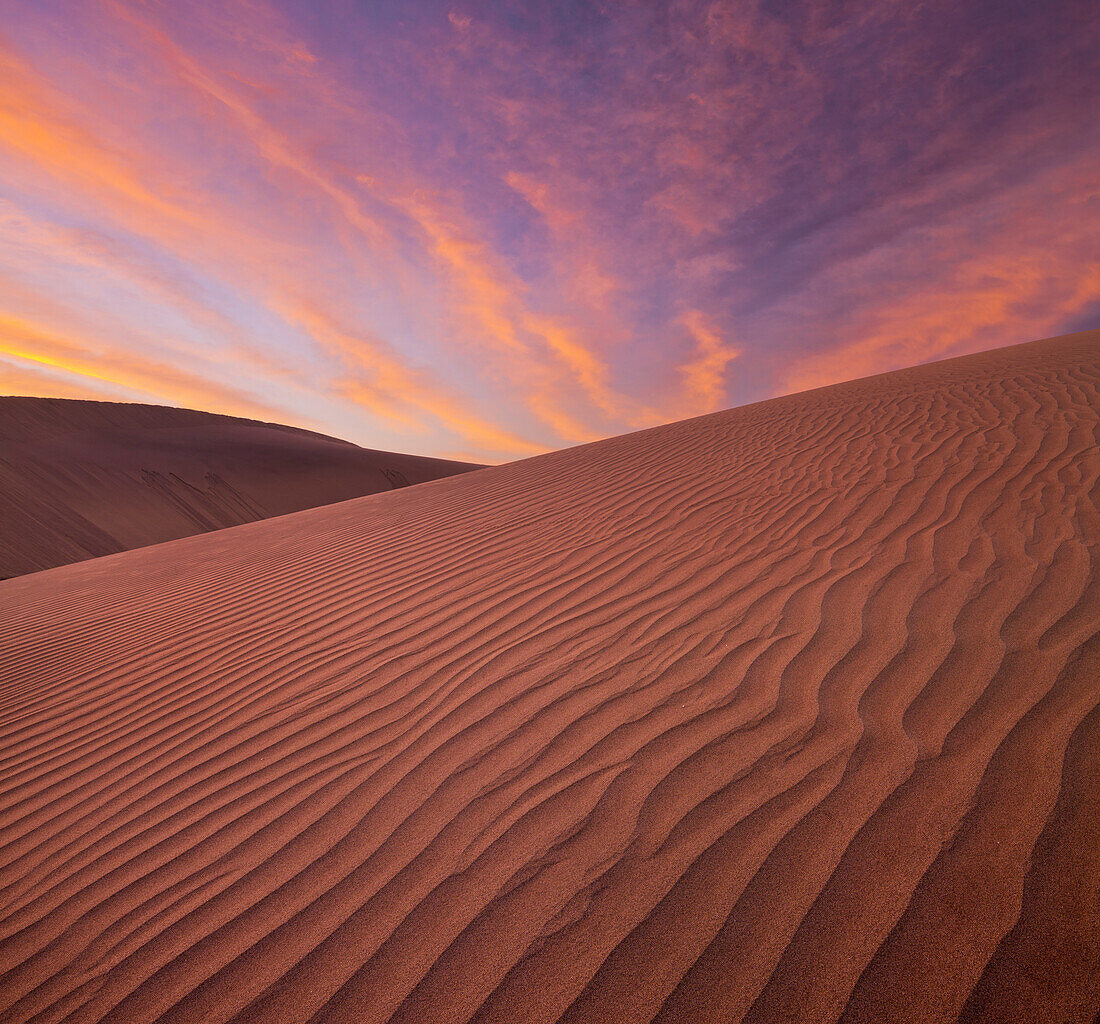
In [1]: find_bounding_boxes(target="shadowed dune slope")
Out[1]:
[1,329,1098,1024]
[0,398,482,578]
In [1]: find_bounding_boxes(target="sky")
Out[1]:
[1,0,1097,462]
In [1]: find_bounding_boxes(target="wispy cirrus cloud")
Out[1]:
[0,311,295,423]
[780,158,1100,392]
[0,0,1095,459]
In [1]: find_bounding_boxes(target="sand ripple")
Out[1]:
[0,331,1097,1023]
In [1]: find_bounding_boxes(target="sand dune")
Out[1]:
[0,330,1098,1023]
[0,398,481,579]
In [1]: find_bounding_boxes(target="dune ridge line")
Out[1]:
[0,397,482,579]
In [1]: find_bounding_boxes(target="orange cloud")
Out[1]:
[1,5,752,457]
[103,0,392,249]
[2,0,1092,464]
[0,44,201,227]
[0,358,119,402]
[674,311,741,416]
[0,18,524,455]
[278,298,547,458]
[0,36,305,349]
[784,163,1100,394]
[0,312,296,426]
[403,193,641,443]
[27,3,580,456]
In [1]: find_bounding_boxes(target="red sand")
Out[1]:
[0,330,1098,1023]
[0,398,481,579]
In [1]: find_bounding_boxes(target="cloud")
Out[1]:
[0,357,122,402]
[0,0,1094,459]
[278,297,548,458]
[781,158,1100,393]
[0,312,296,423]
[675,311,741,416]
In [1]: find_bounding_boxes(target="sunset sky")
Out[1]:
[1,0,1097,461]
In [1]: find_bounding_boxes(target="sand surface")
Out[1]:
[0,398,481,579]
[0,330,1098,1023]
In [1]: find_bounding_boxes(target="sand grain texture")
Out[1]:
[0,398,481,578]
[0,330,1098,1023]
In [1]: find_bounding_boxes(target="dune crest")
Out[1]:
[0,398,481,579]
[0,330,1098,1023]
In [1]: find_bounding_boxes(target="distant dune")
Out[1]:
[1,329,1098,1023]
[0,398,482,578]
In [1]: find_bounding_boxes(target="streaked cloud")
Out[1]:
[0,311,294,423]
[0,0,1095,459]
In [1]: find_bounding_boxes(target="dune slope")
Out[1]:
[0,330,1098,1024]
[0,398,481,578]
